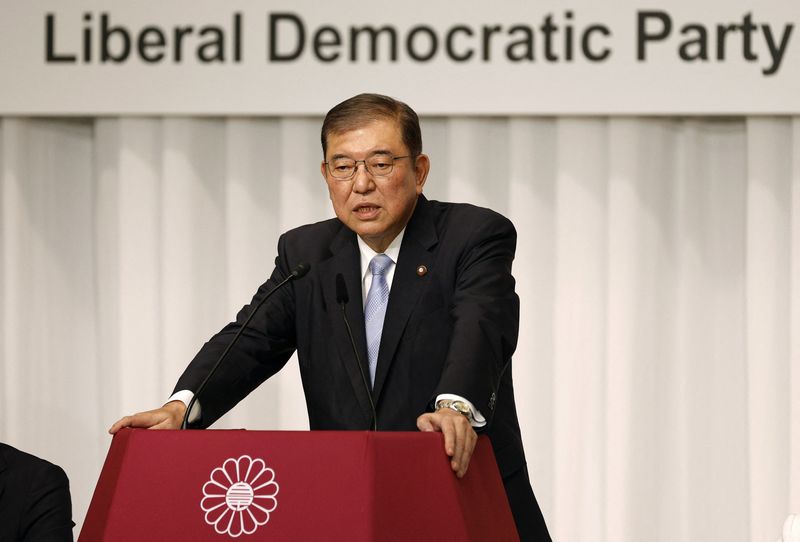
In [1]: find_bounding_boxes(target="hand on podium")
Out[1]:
[108,400,187,434]
[417,408,478,479]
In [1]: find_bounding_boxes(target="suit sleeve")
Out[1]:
[431,212,520,427]
[173,233,298,428]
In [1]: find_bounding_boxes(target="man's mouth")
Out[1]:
[354,205,380,218]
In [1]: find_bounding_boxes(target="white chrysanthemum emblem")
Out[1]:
[201,455,279,537]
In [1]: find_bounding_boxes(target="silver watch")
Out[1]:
[435,399,474,423]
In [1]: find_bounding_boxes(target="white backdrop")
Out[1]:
[1,115,799,541]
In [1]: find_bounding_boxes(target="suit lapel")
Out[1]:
[319,226,374,424]
[372,197,438,403]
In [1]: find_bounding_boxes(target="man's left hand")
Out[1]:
[416,408,478,478]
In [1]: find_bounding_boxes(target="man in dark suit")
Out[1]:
[110,94,550,540]
[0,442,74,542]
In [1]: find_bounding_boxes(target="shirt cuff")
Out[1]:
[435,393,487,428]
[167,390,201,424]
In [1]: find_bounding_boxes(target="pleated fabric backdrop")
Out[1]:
[1,116,798,541]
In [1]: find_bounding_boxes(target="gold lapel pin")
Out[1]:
[416,265,428,276]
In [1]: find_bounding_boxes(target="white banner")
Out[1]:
[0,0,798,115]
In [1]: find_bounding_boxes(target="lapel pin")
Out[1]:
[416,265,428,276]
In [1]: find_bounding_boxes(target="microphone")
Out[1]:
[181,262,311,430]
[291,262,310,279]
[335,274,349,304]
[336,273,377,431]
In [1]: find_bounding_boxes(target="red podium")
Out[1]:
[80,429,518,541]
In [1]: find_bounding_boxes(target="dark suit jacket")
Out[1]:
[0,443,73,542]
[175,195,527,477]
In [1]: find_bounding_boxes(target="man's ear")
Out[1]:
[321,162,335,202]
[414,154,430,194]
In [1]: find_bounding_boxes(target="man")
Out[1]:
[0,442,74,541]
[110,94,550,540]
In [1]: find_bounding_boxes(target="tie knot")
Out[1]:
[369,253,392,276]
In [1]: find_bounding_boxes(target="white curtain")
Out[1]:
[1,116,798,541]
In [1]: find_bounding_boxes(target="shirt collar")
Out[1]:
[356,229,405,276]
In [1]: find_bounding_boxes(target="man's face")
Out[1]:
[321,118,429,253]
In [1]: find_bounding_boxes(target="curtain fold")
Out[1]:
[1,115,797,541]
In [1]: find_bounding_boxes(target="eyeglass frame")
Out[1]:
[324,153,414,180]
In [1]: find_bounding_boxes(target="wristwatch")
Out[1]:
[435,399,474,423]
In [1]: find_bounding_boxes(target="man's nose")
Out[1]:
[351,163,375,193]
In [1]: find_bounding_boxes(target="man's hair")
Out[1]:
[321,93,422,158]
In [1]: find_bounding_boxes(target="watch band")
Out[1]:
[435,399,475,423]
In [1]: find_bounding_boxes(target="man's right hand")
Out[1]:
[108,400,187,434]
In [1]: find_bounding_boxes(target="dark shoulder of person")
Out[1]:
[0,442,74,542]
[427,199,517,245]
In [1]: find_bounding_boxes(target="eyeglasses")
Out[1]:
[325,154,411,180]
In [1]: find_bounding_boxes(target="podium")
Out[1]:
[80,429,519,541]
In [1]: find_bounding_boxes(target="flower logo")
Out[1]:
[201,455,279,537]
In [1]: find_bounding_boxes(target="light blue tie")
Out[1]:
[364,253,392,387]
